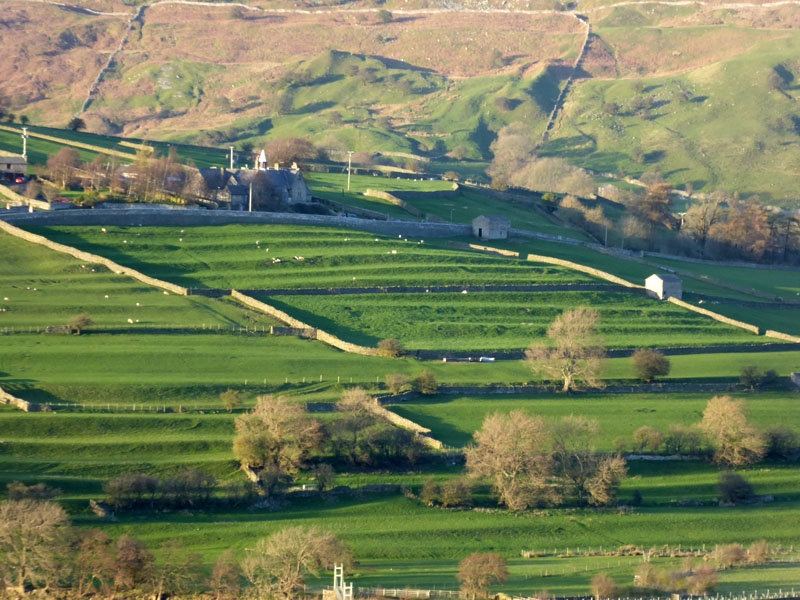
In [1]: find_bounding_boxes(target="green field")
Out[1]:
[260,290,767,351]
[2,222,800,598]
[387,391,800,450]
[24,225,597,291]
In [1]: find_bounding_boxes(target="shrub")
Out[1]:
[412,370,438,395]
[420,478,440,506]
[6,481,60,501]
[712,543,746,569]
[686,566,718,595]
[591,573,617,600]
[718,472,755,505]
[375,9,393,23]
[633,426,664,453]
[747,539,771,565]
[631,348,670,382]
[664,424,706,455]
[764,425,799,459]
[739,365,778,389]
[310,464,336,492]
[220,389,242,413]
[441,478,473,508]
[378,338,406,358]
[385,373,411,395]
[68,313,93,335]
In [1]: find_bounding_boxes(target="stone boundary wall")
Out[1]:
[468,243,520,258]
[364,189,422,217]
[1,208,472,238]
[368,403,444,450]
[0,125,134,160]
[0,184,52,211]
[0,219,188,296]
[0,386,37,412]
[230,290,378,356]
[667,297,761,335]
[270,325,316,337]
[526,252,642,288]
[765,330,800,343]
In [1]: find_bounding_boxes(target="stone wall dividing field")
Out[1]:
[0,386,38,412]
[764,330,800,343]
[230,290,378,356]
[0,125,134,160]
[526,252,642,288]
[367,403,444,450]
[0,219,188,296]
[364,189,422,217]
[667,297,761,335]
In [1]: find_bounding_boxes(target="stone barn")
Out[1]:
[645,273,682,300]
[472,215,510,240]
[0,152,26,181]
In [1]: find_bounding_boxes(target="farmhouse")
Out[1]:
[0,151,26,181]
[645,273,682,300]
[197,149,312,211]
[472,215,510,240]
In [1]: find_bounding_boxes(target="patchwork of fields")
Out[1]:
[1,222,800,597]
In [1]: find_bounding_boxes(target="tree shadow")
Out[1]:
[297,101,336,114]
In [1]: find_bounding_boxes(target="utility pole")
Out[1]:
[346,151,354,192]
[249,182,253,212]
[229,146,234,170]
[21,127,28,159]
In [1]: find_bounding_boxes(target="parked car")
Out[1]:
[14,176,25,184]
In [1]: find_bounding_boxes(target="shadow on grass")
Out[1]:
[23,226,210,289]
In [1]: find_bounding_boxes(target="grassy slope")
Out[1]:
[556,30,800,205]
[388,391,800,449]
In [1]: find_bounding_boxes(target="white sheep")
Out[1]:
[128,318,134,324]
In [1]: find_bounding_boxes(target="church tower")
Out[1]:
[257,149,268,170]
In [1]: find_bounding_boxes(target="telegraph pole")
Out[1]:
[229,146,234,170]
[346,151,354,192]
[21,127,28,159]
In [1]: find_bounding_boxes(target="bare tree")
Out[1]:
[208,549,242,600]
[73,529,116,597]
[241,526,351,600]
[591,573,617,600]
[457,553,508,600]
[113,534,153,591]
[47,147,81,189]
[0,500,70,592]
[699,396,766,467]
[333,387,376,464]
[233,395,322,477]
[465,411,557,510]
[551,417,627,506]
[683,195,724,251]
[525,308,605,392]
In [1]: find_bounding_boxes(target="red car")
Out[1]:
[14,177,24,184]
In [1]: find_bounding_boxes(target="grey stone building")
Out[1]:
[472,215,510,240]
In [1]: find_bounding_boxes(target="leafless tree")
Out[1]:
[683,195,724,251]
[0,500,70,592]
[465,411,557,510]
[233,395,322,476]
[208,549,242,600]
[457,553,508,600]
[113,533,153,591]
[151,539,203,600]
[240,526,351,600]
[525,308,605,392]
[591,573,617,600]
[699,396,766,466]
[73,529,115,597]
[46,147,81,189]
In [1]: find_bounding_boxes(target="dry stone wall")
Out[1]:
[0,125,134,160]
[230,290,378,356]
[0,386,37,412]
[667,297,761,335]
[368,403,443,450]
[764,330,800,343]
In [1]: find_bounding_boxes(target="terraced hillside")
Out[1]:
[19,223,778,352]
[2,221,800,597]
